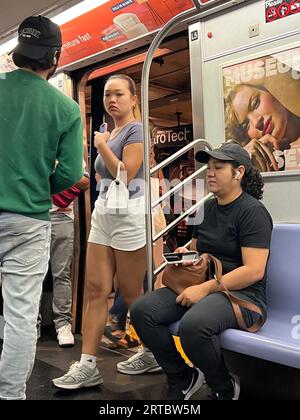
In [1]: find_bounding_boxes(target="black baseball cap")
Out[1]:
[11,15,62,59]
[195,142,252,174]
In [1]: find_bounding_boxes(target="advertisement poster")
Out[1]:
[222,46,300,172]
[59,0,194,68]
[0,53,16,73]
[152,124,193,148]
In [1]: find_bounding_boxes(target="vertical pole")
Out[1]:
[141,8,197,292]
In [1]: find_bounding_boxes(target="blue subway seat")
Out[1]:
[168,224,300,369]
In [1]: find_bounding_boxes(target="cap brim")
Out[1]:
[10,43,50,59]
[195,149,235,164]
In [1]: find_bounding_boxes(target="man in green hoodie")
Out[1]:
[0,15,83,400]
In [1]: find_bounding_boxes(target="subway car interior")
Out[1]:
[1,0,300,402]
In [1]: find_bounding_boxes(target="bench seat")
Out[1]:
[169,224,300,369]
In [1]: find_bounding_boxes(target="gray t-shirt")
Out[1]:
[95,121,144,199]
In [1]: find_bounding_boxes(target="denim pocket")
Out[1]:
[12,224,50,265]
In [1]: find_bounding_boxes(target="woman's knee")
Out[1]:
[130,294,151,327]
[86,279,111,302]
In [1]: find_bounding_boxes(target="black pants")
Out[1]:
[131,288,261,394]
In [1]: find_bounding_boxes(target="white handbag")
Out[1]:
[106,162,129,214]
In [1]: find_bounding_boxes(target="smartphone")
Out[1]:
[163,251,200,264]
[99,122,108,133]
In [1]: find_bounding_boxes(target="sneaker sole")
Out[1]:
[233,382,240,400]
[148,366,163,373]
[117,365,162,375]
[52,376,103,390]
[231,374,240,400]
[58,343,75,348]
[184,369,205,400]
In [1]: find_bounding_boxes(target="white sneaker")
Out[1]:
[117,346,163,374]
[53,362,103,389]
[57,324,75,347]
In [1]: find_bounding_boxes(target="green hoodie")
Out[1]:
[0,69,84,221]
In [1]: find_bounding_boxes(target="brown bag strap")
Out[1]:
[222,286,264,332]
[205,254,222,281]
[206,254,264,333]
[223,290,264,332]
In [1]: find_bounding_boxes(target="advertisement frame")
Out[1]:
[219,40,300,177]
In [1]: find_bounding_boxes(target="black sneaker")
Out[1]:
[211,374,240,400]
[167,367,205,400]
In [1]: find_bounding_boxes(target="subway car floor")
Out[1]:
[1,328,300,400]
[25,327,210,401]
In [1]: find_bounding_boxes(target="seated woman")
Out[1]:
[130,142,273,400]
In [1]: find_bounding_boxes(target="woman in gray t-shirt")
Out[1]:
[53,74,147,389]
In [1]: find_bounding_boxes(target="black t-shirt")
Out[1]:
[192,192,273,310]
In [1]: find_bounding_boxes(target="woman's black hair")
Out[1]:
[12,49,59,71]
[105,74,137,96]
[231,161,264,200]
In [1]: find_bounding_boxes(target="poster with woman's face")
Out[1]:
[0,54,16,74]
[222,46,300,172]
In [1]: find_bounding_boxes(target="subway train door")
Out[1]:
[76,31,196,332]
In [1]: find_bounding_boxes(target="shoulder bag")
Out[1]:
[106,161,129,213]
[162,253,264,333]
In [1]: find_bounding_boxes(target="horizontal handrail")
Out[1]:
[153,192,213,242]
[150,138,212,176]
[152,164,207,209]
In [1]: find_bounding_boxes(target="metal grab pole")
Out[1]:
[141,6,198,293]
[153,192,213,242]
[150,139,212,176]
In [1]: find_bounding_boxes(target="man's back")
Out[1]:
[0,14,85,401]
[0,69,83,220]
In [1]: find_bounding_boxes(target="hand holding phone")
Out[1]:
[99,122,108,133]
[95,123,109,151]
[163,251,200,265]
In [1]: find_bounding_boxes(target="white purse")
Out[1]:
[106,162,129,214]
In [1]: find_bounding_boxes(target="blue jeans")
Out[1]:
[109,275,148,330]
[0,212,50,400]
[37,213,74,330]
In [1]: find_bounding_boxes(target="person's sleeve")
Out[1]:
[50,104,84,194]
[123,123,143,147]
[239,204,273,249]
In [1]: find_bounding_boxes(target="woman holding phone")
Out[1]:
[129,143,273,400]
[53,74,147,389]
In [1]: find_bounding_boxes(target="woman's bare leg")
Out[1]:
[114,246,147,308]
[82,243,115,355]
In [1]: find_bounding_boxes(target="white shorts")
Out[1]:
[88,195,146,251]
